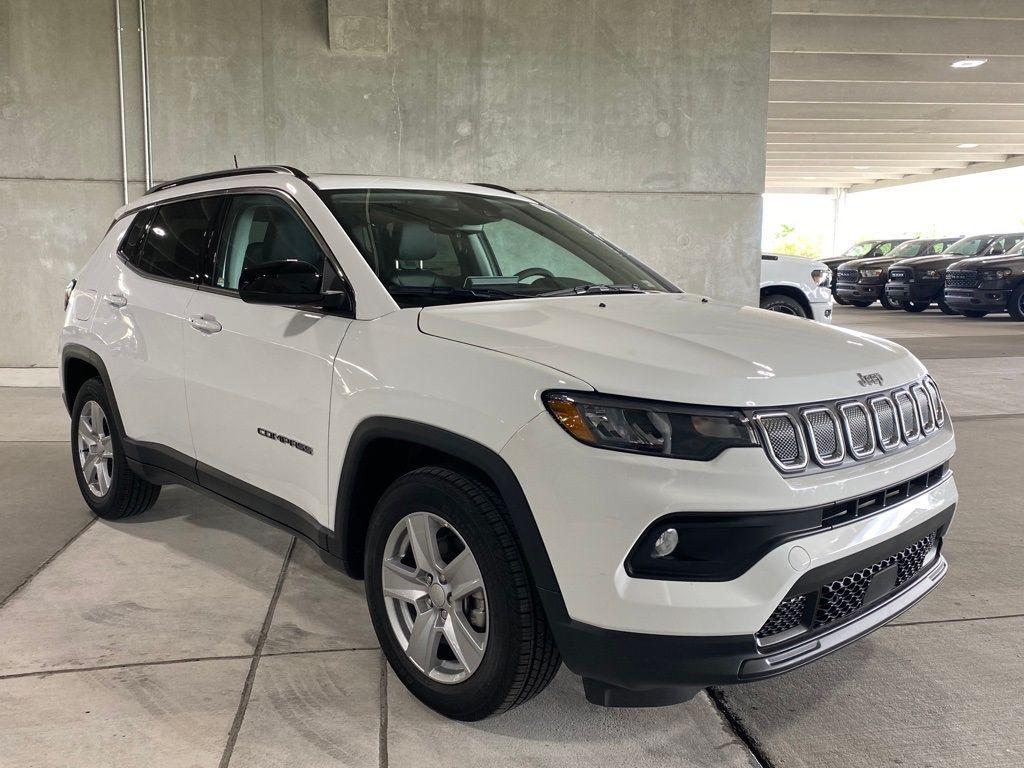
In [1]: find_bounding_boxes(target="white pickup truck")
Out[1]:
[760,252,834,323]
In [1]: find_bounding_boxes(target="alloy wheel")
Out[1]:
[381,511,488,684]
[77,400,114,497]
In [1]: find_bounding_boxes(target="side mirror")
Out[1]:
[238,260,325,305]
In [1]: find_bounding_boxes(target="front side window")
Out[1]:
[135,197,219,283]
[325,190,670,305]
[214,194,326,291]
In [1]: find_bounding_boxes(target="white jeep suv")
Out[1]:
[60,166,956,720]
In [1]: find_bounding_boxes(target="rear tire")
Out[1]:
[1008,283,1024,321]
[760,294,808,318]
[879,293,901,310]
[903,301,929,313]
[938,300,959,316]
[71,378,160,520]
[365,467,560,720]
[961,310,988,318]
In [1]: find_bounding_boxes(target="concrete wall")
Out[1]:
[0,0,770,366]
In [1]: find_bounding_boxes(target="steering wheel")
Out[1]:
[515,267,555,282]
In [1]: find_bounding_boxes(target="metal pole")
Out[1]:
[139,0,153,189]
[114,0,129,204]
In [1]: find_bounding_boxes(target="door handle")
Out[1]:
[103,293,127,308]
[188,314,222,334]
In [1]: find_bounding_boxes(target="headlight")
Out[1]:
[542,392,758,461]
[921,269,940,279]
[860,268,884,278]
[811,269,829,286]
[980,268,1013,281]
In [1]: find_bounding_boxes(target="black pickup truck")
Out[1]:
[834,237,959,309]
[885,232,1024,314]
[944,239,1024,320]
[822,238,907,305]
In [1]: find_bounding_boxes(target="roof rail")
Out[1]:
[472,182,517,194]
[145,165,309,195]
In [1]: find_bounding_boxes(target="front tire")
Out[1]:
[880,293,901,310]
[961,310,988,318]
[938,300,959,316]
[760,293,808,318]
[71,378,160,520]
[903,301,929,313]
[365,467,560,720]
[1008,283,1024,321]
[851,300,874,308]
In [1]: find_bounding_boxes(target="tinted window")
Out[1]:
[989,234,1024,255]
[136,197,219,282]
[119,210,154,262]
[214,195,326,291]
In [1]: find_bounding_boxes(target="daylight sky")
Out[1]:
[762,164,1024,259]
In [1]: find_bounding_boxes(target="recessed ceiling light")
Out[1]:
[956,143,980,149]
[854,165,869,170]
[950,58,987,69]
[803,176,816,180]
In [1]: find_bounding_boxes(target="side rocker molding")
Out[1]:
[333,417,564,598]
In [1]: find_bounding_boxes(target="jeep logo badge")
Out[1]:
[857,372,884,387]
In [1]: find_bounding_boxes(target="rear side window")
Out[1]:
[119,210,154,262]
[135,197,219,283]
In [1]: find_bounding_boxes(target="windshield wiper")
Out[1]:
[387,286,530,300]
[538,283,646,297]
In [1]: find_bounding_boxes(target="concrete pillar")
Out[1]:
[1,0,772,365]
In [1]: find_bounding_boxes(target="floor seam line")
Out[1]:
[884,612,1024,629]
[0,518,96,610]
[0,653,254,681]
[706,687,774,768]
[953,412,1024,422]
[218,536,295,768]
[379,651,389,768]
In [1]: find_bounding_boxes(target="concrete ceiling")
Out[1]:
[767,1,1024,193]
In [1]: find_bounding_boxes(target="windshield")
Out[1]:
[843,241,879,258]
[885,240,925,260]
[944,236,988,256]
[324,190,672,305]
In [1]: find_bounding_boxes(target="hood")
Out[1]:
[949,254,1024,270]
[891,253,966,271]
[418,293,925,407]
[839,254,899,270]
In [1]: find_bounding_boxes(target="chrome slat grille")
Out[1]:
[753,378,946,473]
[945,269,977,289]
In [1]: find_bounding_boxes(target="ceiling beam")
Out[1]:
[772,1,1024,21]
[768,119,1024,134]
[772,15,1024,56]
[848,153,1024,192]
[767,151,1007,162]
[771,53,1024,83]
[769,103,1024,121]
[769,81,1024,104]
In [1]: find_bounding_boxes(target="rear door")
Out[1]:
[183,191,353,531]
[92,196,219,465]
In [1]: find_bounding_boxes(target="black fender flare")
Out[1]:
[332,416,563,599]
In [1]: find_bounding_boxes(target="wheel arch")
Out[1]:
[333,417,561,597]
[760,284,813,318]
[61,345,128,439]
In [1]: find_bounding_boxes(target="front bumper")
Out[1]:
[835,282,883,302]
[501,411,957,694]
[810,300,833,324]
[886,279,942,303]
[944,287,1009,313]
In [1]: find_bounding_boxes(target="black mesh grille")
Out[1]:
[945,269,977,288]
[805,410,840,460]
[756,595,807,640]
[812,532,937,630]
[888,268,911,281]
[837,269,859,282]
[761,416,802,465]
[871,398,899,448]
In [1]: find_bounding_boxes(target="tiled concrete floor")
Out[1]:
[1,304,1022,767]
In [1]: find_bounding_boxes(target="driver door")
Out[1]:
[183,192,353,530]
